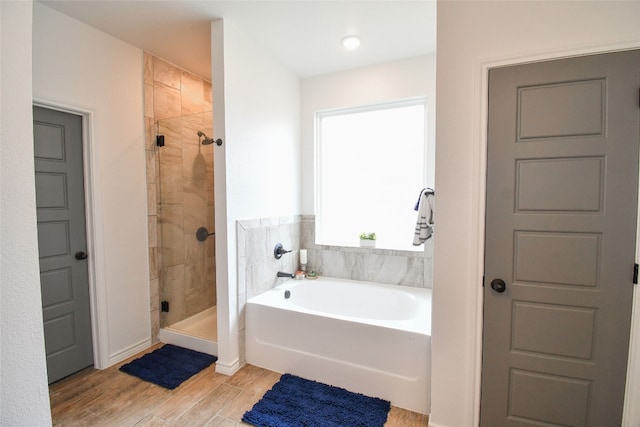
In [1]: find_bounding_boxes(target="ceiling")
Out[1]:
[38,0,437,80]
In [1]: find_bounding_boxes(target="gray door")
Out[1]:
[482,50,640,426]
[34,106,93,383]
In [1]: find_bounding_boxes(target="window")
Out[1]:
[315,98,427,252]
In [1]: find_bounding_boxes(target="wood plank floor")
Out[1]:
[50,344,429,426]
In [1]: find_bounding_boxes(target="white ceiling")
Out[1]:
[38,0,437,80]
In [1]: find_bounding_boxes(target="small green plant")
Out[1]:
[359,232,377,240]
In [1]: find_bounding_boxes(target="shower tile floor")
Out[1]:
[49,343,429,426]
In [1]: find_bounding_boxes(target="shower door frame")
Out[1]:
[155,111,217,331]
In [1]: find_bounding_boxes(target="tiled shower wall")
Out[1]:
[143,52,216,341]
[236,214,432,362]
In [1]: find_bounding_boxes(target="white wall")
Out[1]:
[211,19,301,374]
[32,3,151,366]
[300,55,436,214]
[433,2,640,426]
[0,2,53,425]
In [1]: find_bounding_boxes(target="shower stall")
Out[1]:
[154,110,218,356]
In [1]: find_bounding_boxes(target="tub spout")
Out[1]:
[277,271,294,278]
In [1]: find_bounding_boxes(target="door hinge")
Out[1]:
[634,263,638,285]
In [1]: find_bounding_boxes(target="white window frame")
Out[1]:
[314,97,428,252]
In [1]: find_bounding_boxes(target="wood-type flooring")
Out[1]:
[50,344,429,426]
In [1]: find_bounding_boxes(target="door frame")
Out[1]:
[33,99,108,370]
[475,43,640,426]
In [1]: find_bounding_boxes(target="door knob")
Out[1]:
[75,251,88,260]
[490,278,506,293]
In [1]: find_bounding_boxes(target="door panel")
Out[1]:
[508,369,590,427]
[516,157,604,212]
[514,231,600,287]
[511,302,595,359]
[34,106,93,384]
[482,51,640,426]
[517,79,606,139]
[40,268,74,307]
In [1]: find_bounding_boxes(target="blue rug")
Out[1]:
[242,374,391,427]
[119,344,216,390]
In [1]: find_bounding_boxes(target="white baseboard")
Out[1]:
[106,338,152,367]
[215,358,241,376]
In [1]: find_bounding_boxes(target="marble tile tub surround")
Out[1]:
[236,215,432,363]
[301,215,432,289]
[237,217,302,302]
[237,215,431,295]
[237,216,302,364]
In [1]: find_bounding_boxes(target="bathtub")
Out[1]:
[245,277,431,414]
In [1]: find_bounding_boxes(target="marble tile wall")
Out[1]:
[144,52,215,341]
[235,214,432,363]
[300,215,433,289]
[236,216,302,363]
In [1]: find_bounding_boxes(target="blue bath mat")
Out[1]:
[119,344,216,390]
[242,373,390,427]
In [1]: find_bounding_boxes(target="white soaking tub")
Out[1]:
[245,277,431,414]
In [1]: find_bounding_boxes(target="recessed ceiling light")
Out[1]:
[341,35,361,50]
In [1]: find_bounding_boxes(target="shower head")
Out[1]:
[197,130,214,145]
[197,130,222,146]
